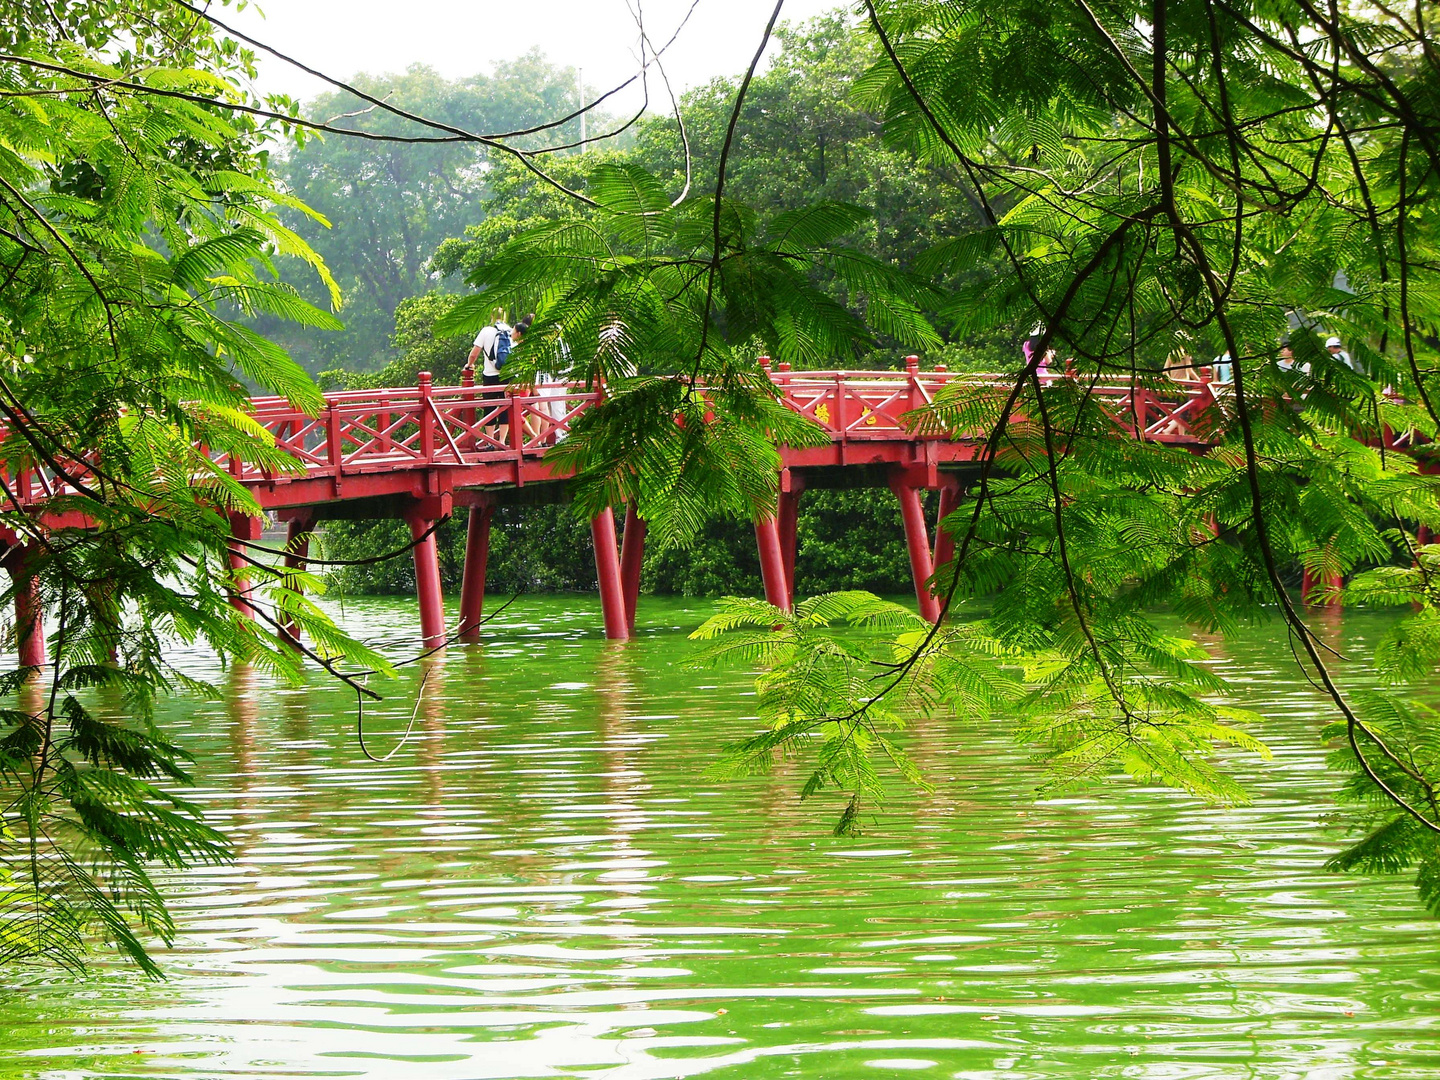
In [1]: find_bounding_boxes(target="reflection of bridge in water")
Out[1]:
[0,357,1244,661]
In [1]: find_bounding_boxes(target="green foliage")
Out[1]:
[430,152,626,283]
[319,504,600,597]
[692,592,938,833]
[318,292,473,391]
[694,578,1271,832]
[436,156,940,548]
[0,672,230,977]
[1324,694,1440,914]
[266,59,612,373]
[9,0,1440,973]
[633,15,980,279]
[0,0,393,974]
[644,489,923,598]
[463,0,1440,908]
[1346,544,1440,683]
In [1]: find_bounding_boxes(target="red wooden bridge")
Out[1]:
[3,358,1226,663]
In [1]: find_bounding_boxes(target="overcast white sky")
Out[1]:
[229,0,844,112]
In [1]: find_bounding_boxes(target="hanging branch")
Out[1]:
[688,0,788,387]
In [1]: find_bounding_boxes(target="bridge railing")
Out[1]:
[2,367,1220,512]
[220,378,604,483]
[769,367,1217,444]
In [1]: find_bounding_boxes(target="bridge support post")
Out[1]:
[932,482,960,571]
[931,482,960,618]
[280,512,314,645]
[226,512,262,620]
[619,502,646,633]
[1301,565,1343,608]
[407,511,446,650]
[755,513,791,613]
[890,476,940,623]
[778,474,804,609]
[592,507,629,640]
[5,543,44,669]
[458,501,494,643]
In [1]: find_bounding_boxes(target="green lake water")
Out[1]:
[3,595,1439,1079]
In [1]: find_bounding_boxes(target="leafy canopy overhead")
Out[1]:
[437,159,940,546]
[0,0,392,975]
[448,0,1440,911]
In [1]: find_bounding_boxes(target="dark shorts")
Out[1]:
[482,373,503,387]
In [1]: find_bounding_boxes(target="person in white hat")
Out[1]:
[1325,336,1357,373]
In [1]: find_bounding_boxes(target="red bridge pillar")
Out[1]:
[619,502,646,633]
[1301,565,1343,607]
[406,509,447,650]
[5,542,44,668]
[755,513,791,613]
[458,499,494,643]
[890,475,940,623]
[778,473,805,609]
[227,512,263,620]
[592,507,629,640]
[280,511,315,645]
[931,482,960,617]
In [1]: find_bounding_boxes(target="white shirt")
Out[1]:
[473,322,512,378]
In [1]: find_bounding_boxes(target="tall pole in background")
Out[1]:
[578,67,585,152]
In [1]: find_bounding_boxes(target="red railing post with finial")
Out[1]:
[325,398,343,491]
[1195,365,1216,439]
[906,354,921,420]
[460,363,476,452]
[510,384,525,454]
[418,371,435,462]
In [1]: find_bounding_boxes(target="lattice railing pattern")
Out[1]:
[2,368,1222,512]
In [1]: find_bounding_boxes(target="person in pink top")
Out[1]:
[1022,326,1055,383]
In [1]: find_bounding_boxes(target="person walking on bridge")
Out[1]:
[1325,335,1358,374]
[512,314,564,446]
[1160,348,1204,436]
[468,308,513,444]
[469,309,513,388]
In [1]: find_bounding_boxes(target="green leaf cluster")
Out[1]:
[435,158,943,546]
[0,2,395,974]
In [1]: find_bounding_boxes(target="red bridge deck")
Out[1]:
[219,363,1214,512]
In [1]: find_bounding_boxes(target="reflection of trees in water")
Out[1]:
[909,690,965,831]
[340,659,452,891]
[596,642,646,828]
[591,641,660,978]
[417,655,447,812]
[225,662,260,855]
[1308,603,1344,663]
[279,670,310,745]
